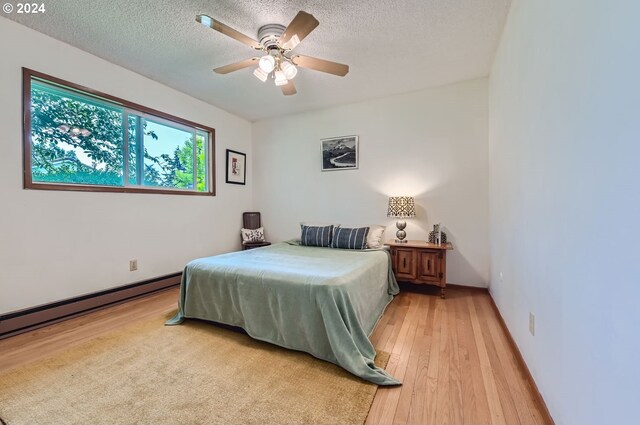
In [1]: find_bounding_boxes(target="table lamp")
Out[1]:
[387,196,416,243]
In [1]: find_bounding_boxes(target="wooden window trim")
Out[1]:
[22,68,216,196]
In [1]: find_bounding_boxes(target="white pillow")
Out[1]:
[241,227,265,243]
[366,225,386,249]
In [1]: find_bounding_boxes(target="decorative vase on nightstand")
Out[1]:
[428,224,447,244]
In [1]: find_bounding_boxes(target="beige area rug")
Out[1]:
[0,314,389,425]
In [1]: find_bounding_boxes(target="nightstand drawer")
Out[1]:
[394,248,417,279]
[417,251,442,284]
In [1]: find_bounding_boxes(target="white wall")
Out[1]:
[489,1,640,424]
[253,79,489,287]
[0,18,253,314]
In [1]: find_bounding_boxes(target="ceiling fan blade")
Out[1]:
[213,57,259,74]
[291,55,349,77]
[279,11,319,50]
[196,15,261,50]
[281,80,297,96]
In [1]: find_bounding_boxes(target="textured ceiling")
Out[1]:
[6,0,511,121]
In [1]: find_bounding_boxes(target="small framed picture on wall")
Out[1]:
[321,135,358,171]
[225,149,246,185]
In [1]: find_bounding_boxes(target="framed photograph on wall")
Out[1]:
[321,135,358,171]
[225,149,246,185]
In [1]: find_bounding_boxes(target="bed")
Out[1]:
[166,241,400,385]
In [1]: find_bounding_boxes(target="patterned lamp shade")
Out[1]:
[387,196,416,218]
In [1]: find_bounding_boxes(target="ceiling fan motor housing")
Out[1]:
[258,24,286,50]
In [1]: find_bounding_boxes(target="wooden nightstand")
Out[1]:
[385,240,454,298]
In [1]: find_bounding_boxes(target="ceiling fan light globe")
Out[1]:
[253,67,269,82]
[258,55,276,73]
[274,70,288,86]
[281,61,298,80]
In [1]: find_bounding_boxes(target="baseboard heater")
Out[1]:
[0,272,182,339]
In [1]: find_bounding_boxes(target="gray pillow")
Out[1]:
[331,227,370,250]
[300,224,334,247]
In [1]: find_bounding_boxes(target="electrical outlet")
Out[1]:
[529,312,535,336]
[499,271,504,282]
[129,259,138,271]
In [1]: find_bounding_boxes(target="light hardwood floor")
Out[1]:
[366,286,552,425]
[0,286,553,425]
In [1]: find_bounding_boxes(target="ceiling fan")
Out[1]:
[196,11,349,96]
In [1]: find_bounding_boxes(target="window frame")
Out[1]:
[22,68,216,196]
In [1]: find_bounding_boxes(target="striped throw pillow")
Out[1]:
[300,224,334,247]
[331,227,370,250]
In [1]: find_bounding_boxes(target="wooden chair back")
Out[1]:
[242,212,262,230]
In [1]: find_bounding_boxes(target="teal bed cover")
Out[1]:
[166,241,400,385]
